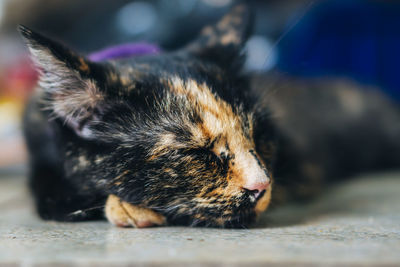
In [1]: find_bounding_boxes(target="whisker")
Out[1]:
[67,205,106,217]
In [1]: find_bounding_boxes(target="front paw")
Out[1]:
[105,195,166,228]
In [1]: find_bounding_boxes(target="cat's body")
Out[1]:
[252,74,400,205]
[22,5,400,228]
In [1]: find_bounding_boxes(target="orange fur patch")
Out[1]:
[255,187,272,215]
[105,194,166,228]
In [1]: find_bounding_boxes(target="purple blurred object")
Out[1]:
[88,43,160,62]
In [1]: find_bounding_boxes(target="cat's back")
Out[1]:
[252,73,400,180]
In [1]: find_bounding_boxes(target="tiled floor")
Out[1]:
[1,172,400,266]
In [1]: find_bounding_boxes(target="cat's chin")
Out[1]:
[164,187,272,228]
[255,186,272,215]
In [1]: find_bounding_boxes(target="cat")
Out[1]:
[20,4,400,228]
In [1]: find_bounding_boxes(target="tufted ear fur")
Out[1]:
[186,3,253,71]
[19,25,109,139]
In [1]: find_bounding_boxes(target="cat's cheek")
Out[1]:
[254,186,272,215]
[105,195,166,228]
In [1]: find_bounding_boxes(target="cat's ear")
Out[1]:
[19,25,108,139]
[186,4,253,70]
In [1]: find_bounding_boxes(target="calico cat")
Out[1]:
[21,4,400,228]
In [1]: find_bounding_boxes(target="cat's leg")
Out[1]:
[105,195,166,228]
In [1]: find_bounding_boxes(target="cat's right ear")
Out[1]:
[19,25,109,139]
[185,4,253,71]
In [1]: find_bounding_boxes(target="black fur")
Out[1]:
[21,4,400,228]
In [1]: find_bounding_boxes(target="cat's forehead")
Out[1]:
[113,53,226,86]
[110,53,254,151]
[152,75,254,152]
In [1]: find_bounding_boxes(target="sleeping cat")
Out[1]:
[21,4,400,228]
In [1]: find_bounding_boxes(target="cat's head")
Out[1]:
[20,4,275,227]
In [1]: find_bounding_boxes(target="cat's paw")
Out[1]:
[105,194,166,228]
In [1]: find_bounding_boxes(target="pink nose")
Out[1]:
[243,181,269,199]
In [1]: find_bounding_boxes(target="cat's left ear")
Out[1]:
[19,25,110,139]
[186,3,253,70]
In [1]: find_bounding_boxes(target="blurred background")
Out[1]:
[0,0,399,174]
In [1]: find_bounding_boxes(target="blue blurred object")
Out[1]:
[277,0,400,101]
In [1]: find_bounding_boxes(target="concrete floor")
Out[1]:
[0,172,400,266]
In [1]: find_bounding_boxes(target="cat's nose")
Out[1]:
[243,181,269,199]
